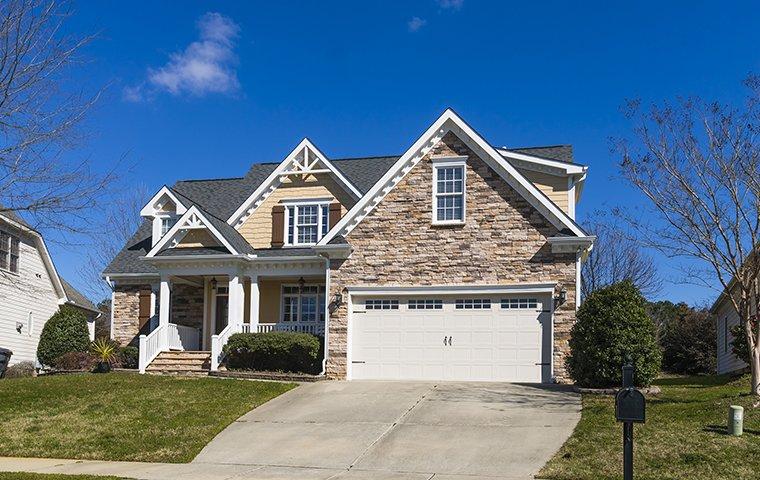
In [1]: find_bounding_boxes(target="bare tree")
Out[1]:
[616,77,760,397]
[79,184,149,301]
[581,211,662,299]
[0,0,115,233]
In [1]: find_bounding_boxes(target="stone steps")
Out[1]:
[146,351,211,376]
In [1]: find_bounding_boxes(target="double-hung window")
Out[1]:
[284,202,330,246]
[432,158,466,224]
[160,216,176,236]
[0,229,20,273]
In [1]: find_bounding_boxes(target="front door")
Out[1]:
[213,285,229,335]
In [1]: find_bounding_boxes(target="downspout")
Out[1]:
[320,255,330,376]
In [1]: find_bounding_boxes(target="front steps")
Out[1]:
[145,351,211,376]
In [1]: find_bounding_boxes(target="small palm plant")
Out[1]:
[90,337,117,373]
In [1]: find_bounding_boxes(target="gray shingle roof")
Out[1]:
[105,145,573,275]
[60,278,98,312]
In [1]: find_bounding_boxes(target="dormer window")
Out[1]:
[140,187,188,247]
[160,216,176,236]
[432,157,467,224]
[284,201,330,246]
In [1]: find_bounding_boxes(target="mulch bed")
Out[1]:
[209,370,324,382]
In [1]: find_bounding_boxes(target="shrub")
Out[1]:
[568,281,662,387]
[660,307,716,374]
[223,332,321,374]
[731,324,751,365]
[90,338,118,373]
[53,351,96,371]
[4,361,36,378]
[37,306,90,367]
[119,346,139,369]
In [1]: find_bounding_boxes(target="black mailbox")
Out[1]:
[615,387,646,423]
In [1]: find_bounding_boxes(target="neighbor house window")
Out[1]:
[0,230,20,273]
[284,202,330,245]
[724,317,729,353]
[433,159,466,224]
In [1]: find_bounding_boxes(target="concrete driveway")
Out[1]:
[194,381,580,480]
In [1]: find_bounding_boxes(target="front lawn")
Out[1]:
[540,374,760,480]
[0,373,295,463]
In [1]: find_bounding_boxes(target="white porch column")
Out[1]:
[159,274,171,349]
[249,274,259,332]
[228,271,245,328]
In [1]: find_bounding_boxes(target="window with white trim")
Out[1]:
[365,299,399,310]
[160,217,176,236]
[455,299,491,309]
[0,229,20,273]
[282,285,326,322]
[408,299,443,310]
[284,202,330,246]
[433,161,465,224]
[501,298,539,309]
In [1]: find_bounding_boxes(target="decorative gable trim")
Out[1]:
[497,149,587,176]
[139,186,188,217]
[227,139,362,228]
[146,206,238,257]
[319,109,588,245]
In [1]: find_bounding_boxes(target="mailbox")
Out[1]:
[615,387,646,423]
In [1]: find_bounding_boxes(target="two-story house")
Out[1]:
[104,110,594,382]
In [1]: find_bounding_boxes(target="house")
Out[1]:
[711,282,752,375]
[104,109,594,382]
[0,209,100,366]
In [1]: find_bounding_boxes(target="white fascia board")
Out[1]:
[140,186,188,217]
[347,283,557,297]
[34,234,67,301]
[103,272,160,280]
[497,148,587,175]
[320,109,587,244]
[146,206,239,257]
[227,138,362,227]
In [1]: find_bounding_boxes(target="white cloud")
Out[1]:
[124,12,241,101]
[437,0,464,10]
[407,16,427,32]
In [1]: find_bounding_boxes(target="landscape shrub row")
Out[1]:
[223,331,322,374]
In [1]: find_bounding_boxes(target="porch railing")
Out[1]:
[256,322,324,336]
[211,323,241,371]
[168,323,200,351]
[138,321,163,374]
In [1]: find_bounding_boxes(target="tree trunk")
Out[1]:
[752,347,760,397]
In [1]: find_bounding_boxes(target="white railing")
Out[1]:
[168,323,200,351]
[211,323,241,371]
[256,323,276,333]
[138,323,164,374]
[257,322,325,335]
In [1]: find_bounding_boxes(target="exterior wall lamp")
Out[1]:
[554,288,567,307]
[210,277,217,290]
[298,277,306,293]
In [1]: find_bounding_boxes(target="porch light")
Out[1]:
[555,288,567,306]
[298,277,306,293]
[210,277,217,290]
[334,292,343,305]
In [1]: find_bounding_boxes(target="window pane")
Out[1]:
[0,232,8,270]
[301,296,317,322]
[287,206,295,244]
[321,205,329,236]
[283,296,298,321]
[298,225,318,244]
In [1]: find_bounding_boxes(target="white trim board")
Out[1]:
[319,109,588,245]
[140,186,188,217]
[347,283,557,296]
[227,138,362,228]
[146,206,239,257]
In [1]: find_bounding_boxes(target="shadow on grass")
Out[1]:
[703,424,760,436]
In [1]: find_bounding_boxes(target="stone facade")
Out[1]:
[112,284,146,346]
[327,132,577,382]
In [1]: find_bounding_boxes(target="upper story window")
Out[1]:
[160,216,176,236]
[432,158,466,224]
[0,229,20,273]
[285,202,330,246]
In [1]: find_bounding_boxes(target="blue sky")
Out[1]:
[51,1,760,304]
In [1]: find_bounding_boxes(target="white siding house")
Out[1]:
[0,211,99,366]
[714,298,749,375]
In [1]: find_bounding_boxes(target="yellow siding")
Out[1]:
[257,277,325,324]
[518,169,570,213]
[239,174,356,248]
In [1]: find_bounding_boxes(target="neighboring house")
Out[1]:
[104,109,594,382]
[0,209,100,366]
[711,283,752,375]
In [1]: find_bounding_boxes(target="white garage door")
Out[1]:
[350,294,553,382]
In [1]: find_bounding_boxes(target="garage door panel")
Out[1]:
[351,293,550,382]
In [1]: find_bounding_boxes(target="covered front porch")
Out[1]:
[138,258,329,373]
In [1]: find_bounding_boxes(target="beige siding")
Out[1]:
[256,277,325,325]
[176,230,221,248]
[517,169,570,214]
[0,227,62,366]
[238,174,356,248]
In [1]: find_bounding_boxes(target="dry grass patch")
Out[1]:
[0,373,295,463]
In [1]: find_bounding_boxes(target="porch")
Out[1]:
[138,273,327,373]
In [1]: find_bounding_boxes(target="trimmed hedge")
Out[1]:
[37,306,91,367]
[567,281,662,387]
[119,346,139,369]
[223,332,321,374]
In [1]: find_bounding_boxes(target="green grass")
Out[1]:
[540,374,760,480]
[0,373,295,463]
[0,474,127,480]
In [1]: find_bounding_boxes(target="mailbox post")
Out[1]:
[615,363,646,480]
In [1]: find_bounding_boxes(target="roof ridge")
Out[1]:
[506,144,572,150]
[175,176,245,183]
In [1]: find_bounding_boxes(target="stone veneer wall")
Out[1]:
[112,283,204,347]
[327,131,577,382]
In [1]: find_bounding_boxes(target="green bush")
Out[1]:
[730,324,751,365]
[660,307,716,374]
[119,346,139,369]
[4,361,36,378]
[37,306,91,367]
[568,281,662,387]
[223,332,321,374]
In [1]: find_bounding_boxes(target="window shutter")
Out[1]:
[271,205,285,247]
[138,288,152,329]
[328,202,342,229]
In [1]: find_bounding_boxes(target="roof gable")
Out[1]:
[227,139,363,228]
[319,109,587,245]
